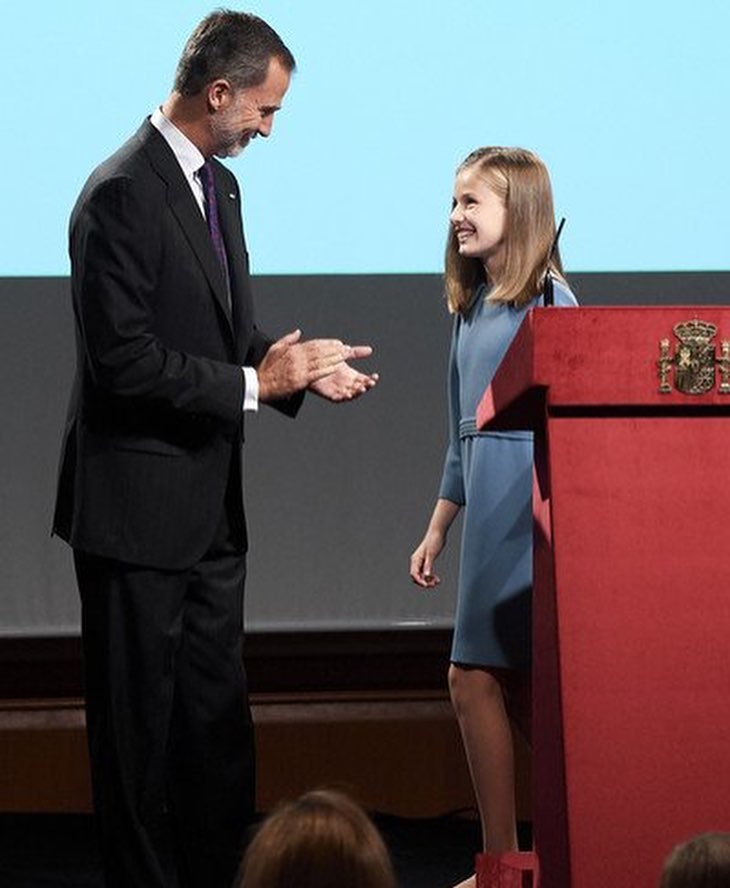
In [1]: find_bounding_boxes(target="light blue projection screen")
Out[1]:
[2,0,728,276]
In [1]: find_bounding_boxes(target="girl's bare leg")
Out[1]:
[448,663,530,887]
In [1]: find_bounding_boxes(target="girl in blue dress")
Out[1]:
[410,147,577,888]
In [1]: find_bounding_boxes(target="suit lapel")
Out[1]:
[137,122,234,330]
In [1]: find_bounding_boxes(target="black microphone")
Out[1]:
[543,216,566,307]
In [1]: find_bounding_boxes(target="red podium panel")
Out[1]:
[477,307,730,888]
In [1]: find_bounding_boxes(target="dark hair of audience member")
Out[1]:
[237,789,396,888]
[660,832,730,888]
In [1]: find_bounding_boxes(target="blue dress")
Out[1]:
[439,280,577,669]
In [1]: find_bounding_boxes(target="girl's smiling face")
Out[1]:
[449,166,507,275]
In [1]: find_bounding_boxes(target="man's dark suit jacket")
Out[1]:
[53,119,296,570]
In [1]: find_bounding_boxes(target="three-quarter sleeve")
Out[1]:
[438,318,466,505]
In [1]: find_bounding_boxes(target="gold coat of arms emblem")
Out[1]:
[657,319,730,395]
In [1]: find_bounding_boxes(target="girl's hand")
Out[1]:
[410,529,446,588]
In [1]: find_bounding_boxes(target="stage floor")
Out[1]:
[0,812,532,887]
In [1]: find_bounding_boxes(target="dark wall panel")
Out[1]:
[0,272,727,636]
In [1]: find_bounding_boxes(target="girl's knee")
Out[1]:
[448,664,504,714]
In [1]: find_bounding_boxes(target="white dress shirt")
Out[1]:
[150,107,259,411]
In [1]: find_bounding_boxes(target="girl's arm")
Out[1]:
[410,497,461,588]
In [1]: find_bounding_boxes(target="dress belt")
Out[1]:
[458,417,533,441]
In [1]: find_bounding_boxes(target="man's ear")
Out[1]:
[206,79,233,112]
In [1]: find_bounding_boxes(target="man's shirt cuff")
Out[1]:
[242,366,259,412]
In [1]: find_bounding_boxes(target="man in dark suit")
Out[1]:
[53,11,377,888]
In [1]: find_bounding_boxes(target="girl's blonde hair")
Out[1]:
[445,146,564,315]
[238,789,397,888]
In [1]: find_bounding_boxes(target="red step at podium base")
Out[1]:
[476,850,540,888]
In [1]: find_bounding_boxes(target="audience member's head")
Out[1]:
[660,832,730,887]
[238,789,397,888]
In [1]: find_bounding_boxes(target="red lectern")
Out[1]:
[477,307,730,888]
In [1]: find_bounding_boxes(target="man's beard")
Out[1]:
[211,117,251,158]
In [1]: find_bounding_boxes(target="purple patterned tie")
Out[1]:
[199,160,231,305]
